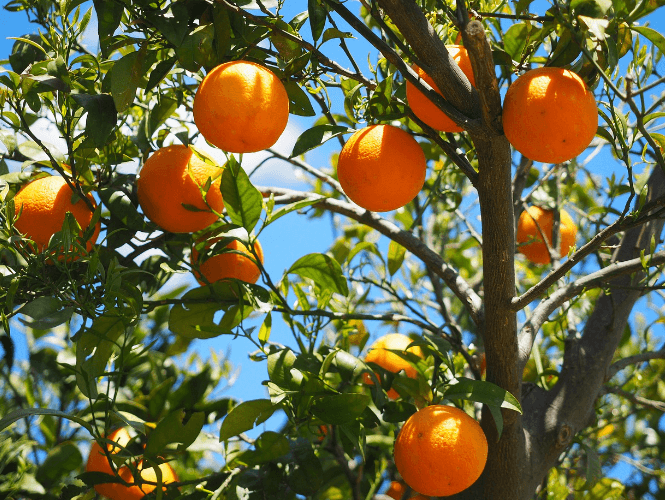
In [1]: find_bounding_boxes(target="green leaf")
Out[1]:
[258,312,272,345]
[35,442,82,487]
[17,140,65,163]
[219,399,278,442]
[322,27,355,44]
[176,23,216,72]
[110,50,144,113]
[0,407,92,434]
[288,253,349,295]
[9,34,46,74]
[71,93,117,148]
[291,125,353,158]
[382,400,417,423]
[75,315,125,398]
[144,410,205,459]
[631,26,665,53]
[145,57,176,93]
[213,4,232,59]
[168,281,251,339]
[266,197,322,225]
[503,23,530,60]
[387,240,406,276]
[270,20,303,61]
[147,96,177,138]
[98,187,145,230]
[267,348,298,387]
[92,0,123,57]
[578,442,602,490]
[308,0,327,42]
[310,393,371,424]
[286,438,324,495]
[284,80,316,117]
[145,3,190,47]
[231,431,289,467]
[19,297,73,330]
[443,378,522,439]
[220,157,263,232]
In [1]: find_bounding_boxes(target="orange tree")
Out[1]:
[0,0,665,499]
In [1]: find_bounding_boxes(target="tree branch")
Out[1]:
[518,250,665,365]
[511,193,665,311]
[258,186,483,325]
[518,165,665,498]
[606,346,665,381]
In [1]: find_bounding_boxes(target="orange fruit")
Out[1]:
[502,67,598,163]
[337,125,426,212]
[405,46,476,132]
[193,60,290,153]
[516,206,577,264]
[85,427,132,498]
[386,480,407,499]
[192,237,264,285]
[115,460,179,500]
[136,145,224,233]
[362,333,424,399]
[393,405,488,497]
[12,175,100,254]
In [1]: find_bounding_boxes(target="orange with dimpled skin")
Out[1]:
[502,67,598,163]
[337,125,427,213]
[12,175,100,255]
[393,405,488,497]
[193,60,289,154]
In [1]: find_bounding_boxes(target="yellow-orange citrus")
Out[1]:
[115,460,179,500]
[406,46,476,132]
[516,206,577,264]
[386,480,407,500]
[136,145,224,233]
[363,333,424,399]
[502,67,598,163]
[337,125,426,212]
[85,427,132,498]
[192,237,264,285]
[12,175,99,254]
[393,405,488,497]
[193,60,289,153]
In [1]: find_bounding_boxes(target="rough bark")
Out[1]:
[520,166,665,497]
[373,3,520,499]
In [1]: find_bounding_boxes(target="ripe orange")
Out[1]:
[12,175,100,254]
[385,481,429,500]
[193,60,290,153]
[116,460,179,500]
[516,206,577,264]
[85,427,132,498]
[136,145,224,233]
[502,67,598,163]
[192,237,264,285]
[405,45,476,132]
[337,125,426,212]
[393,405,488,497]
[363,333,424,399]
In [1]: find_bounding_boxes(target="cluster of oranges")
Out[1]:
[85,427,178,500]
[7,39,597,498]
[10,51,590,267]
[361,332,488,497]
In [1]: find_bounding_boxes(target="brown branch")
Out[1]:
[604,386,665,412]
[606,346,665,381]
[518,250,665,365]
[511,194,665,311]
